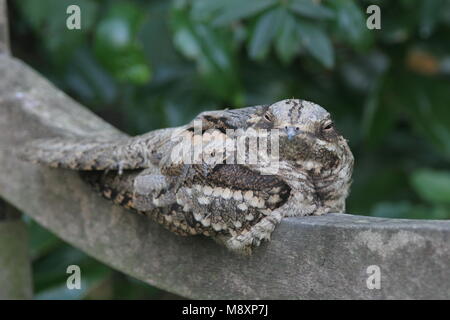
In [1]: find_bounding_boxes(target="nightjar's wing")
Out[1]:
[171,163,291,252]
[159,105,293,251]
[154,104,270,176]
[19,104,268,172]
[189,104,269,132]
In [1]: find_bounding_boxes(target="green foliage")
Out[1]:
[411,169,450,205]
[9,0,450,299]
[330,0,371,49]
[93,2,151,84]
[186,0,338,67]
[171,0,241,103]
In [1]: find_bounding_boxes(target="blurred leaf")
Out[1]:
[296,19,334,68]
[389,76,450,157]
[248,8,285,61]
[419,0,444,38]
[275,13,301,64]
[329,0,370,49]
[348,162,411,215]
[440,0,450,26]
[371,201,450,219]
[190,0,229,21]
[212,0,277,26]
[94,2,151,85]
[107,0,146,33]
[371,201,423,219]
[171,3,241,102]
[289,0,334,19]
[65,47,118,105]
[140,1,184,68]
[339,51,389,92]
[96,18,132,51]
[411,169,450,205]
[361,74,396,148]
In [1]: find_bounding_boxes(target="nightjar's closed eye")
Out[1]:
[263,112,273,122]
[323,121,334,131]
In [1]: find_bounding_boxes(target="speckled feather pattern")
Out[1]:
[20,99,354,254]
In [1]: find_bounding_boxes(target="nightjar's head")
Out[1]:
[256,99,353,172]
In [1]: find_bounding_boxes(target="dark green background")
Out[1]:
[8,0,450,299]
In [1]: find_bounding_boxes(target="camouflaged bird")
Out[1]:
[20,99,354,254]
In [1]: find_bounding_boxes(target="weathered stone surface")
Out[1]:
[0,214,33,299]
[0,0,33,300]
[0,54,449,299]
[0,0,9,54]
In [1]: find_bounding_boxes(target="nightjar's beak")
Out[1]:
[285,127,298,141]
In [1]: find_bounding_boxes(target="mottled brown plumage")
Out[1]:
[20,99,354,254]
